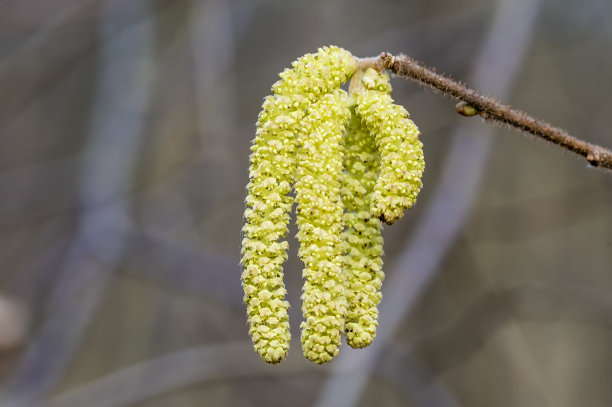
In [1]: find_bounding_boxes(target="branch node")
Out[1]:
[379,52,395,70]
[586,151,601,167]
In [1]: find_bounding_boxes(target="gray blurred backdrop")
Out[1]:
[0,0,611,406]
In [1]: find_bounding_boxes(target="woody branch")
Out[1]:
[357,53,612,171]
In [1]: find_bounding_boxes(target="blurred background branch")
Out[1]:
[1,0,155,404]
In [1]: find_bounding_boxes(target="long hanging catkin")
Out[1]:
[296,89,351,364]
[241,92,300,364]
[340,101,384,349]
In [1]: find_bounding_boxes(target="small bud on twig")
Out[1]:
[455,101,479,117]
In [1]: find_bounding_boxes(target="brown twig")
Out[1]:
[357,53,612,171]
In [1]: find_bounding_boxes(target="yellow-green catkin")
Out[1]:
[241,94,299,364]
[241,46,357,364]
[296,90,350,364]
[355,68,425,225]
[340,103,384,349]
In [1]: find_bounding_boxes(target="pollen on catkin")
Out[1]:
[242,46,357,364]
[354,68,425,225]
[341,102,384,349]
[272,46,357,101]
[295,90,350,364]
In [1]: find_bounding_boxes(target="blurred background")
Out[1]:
[0,0,611,406]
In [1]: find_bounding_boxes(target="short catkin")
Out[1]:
[354,68,425,225]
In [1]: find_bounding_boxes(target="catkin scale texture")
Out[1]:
[273,47,357,100]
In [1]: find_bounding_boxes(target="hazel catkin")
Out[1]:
[354,68,425,225]
[341,103,385,349]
